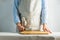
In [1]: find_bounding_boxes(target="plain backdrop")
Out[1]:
[0,0,60,32]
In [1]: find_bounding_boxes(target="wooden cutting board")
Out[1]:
[20,31,48,35]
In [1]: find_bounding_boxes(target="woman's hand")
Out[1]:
[16,22,25,32]
[43,24,52,33]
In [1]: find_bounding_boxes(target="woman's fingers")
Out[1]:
[44,28,52,33]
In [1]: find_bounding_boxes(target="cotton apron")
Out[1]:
[18,0,42,30]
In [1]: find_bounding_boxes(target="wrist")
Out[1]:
[16,22,21,26]
[43,23,47,27]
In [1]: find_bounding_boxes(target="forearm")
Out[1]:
[41,0,47,25]
[13,0,21,24]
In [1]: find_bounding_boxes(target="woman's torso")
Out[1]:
[18,0,42,30]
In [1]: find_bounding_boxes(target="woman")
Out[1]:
[13,0,52,33]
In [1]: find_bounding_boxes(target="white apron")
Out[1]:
[18,0,42,30]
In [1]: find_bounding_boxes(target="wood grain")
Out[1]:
[20,31,48,35]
